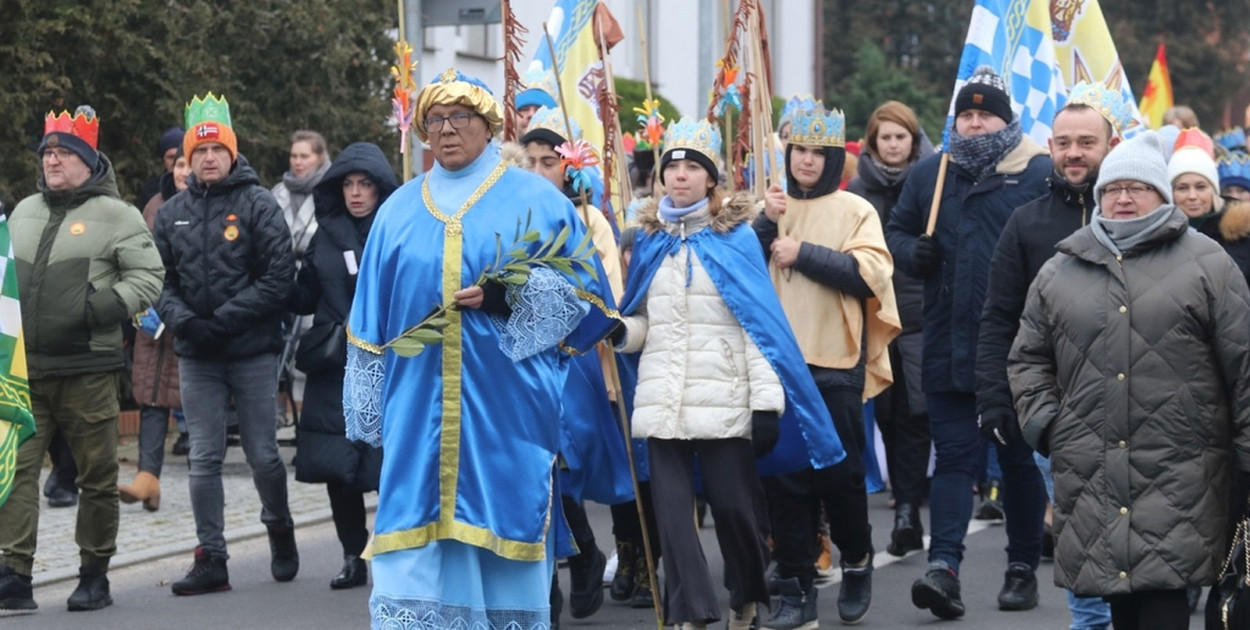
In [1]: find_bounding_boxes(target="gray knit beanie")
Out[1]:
[1094,130,1173,204]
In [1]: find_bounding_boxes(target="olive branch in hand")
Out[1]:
[383,209,600,357]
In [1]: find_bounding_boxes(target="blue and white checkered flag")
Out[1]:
[943,0,1062,149]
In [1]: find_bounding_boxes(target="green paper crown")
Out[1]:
[185,93,232,131]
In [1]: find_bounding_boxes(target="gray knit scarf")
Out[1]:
[1090,203,1175,256]
[948,119,1022,178]
[282,158,331,214]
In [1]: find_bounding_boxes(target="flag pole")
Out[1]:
[542,23,592,213]
[637,5,662,195]
[924,154,949,236]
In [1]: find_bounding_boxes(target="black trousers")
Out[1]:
[765,386,873,585]
[326,481,368,556]
[561,495,598,571]
[649,437,770,625]
[873,342,930,506]
[1105,589,1189,630]
[610,481,662,561]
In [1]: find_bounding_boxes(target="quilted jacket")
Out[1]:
[620,194,785,440]
[153,155,294,360]
[1009,206,1250,596]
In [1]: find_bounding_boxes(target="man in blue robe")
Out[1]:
[343,68,616,630]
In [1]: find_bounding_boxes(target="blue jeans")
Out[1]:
[925,392,1045,573]
[180,353,291,556]
[1036,453,1112,630]
[925,392,981,573]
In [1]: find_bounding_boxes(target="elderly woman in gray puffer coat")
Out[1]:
[1008,130,1250,630]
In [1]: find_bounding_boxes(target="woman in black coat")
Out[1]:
[289,142,397,589]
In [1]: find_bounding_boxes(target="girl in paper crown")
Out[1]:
[612,117,845,629]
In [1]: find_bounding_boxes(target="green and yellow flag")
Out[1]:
[0,215,34,507]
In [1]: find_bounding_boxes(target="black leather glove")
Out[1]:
[913,234,941,277]
[607,322,626,346]
[479,281,512,317]
[978,406,1020,449]
[751,410,780,457]
[181,318,223,349]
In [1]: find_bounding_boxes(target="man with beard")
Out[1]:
[975,82,1128,628]
[885,66,1051,620]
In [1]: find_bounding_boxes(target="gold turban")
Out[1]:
[414,67,503,143]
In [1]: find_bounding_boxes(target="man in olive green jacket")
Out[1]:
[0,106,164,613]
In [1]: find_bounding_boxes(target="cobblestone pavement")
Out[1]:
[29,426,375,586]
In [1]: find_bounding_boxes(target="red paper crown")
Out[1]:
[44,110,99,150]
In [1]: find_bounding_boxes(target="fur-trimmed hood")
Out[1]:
[1218,198,1250,243]
[636,190,758,235]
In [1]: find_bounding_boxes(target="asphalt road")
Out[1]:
[1,491,1205,629]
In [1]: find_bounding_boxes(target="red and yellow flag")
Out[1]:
[1138,43,1173,129]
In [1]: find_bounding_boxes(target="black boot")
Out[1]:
[172,432,191,456]
[171,546,231,596]
[630,552,655,609]
[47,484,78,508]
[330,555,367,590]
[268,523,299,582]
[0,564,36,610]
[997,562,1039,611]
[66,566,112,611]
[911,566,965,620]
[887,502,924,556]
[609,540,636,601]
[760,577,818,630]
[838,551,873,624]
[568,546,605,618]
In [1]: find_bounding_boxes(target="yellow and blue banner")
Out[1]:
[0,215,34,507]
[530,0,607,153]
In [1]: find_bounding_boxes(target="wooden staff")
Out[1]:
[924,153,950,235]
[500,0,528,143]
[397,0,412,181]
[543,23,590,212]
[596,11,634,223]
[636,5,662,194]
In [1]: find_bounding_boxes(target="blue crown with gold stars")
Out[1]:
[1065,81,1133,137]
[662,117,722,167]
[788,103,845,148]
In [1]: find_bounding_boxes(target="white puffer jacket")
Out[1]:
[620,195,785,440]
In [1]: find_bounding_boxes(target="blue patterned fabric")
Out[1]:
[492,267,589,361]
[344,342,385,448]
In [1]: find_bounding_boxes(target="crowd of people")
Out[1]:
[1,60,1249,630]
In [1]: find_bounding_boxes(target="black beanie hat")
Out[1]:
[158,126,185,156]
[955,65,1014,124]
[659,148,719,186]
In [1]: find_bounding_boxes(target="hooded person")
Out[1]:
[884,65,1051,620]
[154,92,300,596]
[342,67,617,630]
[752,103,901,627]
[1009,130,1250,630]
[613,117,846,629]
[287,142,397,591]
[1,104,164,612]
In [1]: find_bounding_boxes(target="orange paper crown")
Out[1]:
[44,110,99,150]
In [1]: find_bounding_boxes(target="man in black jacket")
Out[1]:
[975,85,1124,627]
[153,93,297,596]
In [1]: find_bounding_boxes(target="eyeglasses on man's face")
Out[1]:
[425,112,475,133]
[1101,183,1155,200]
